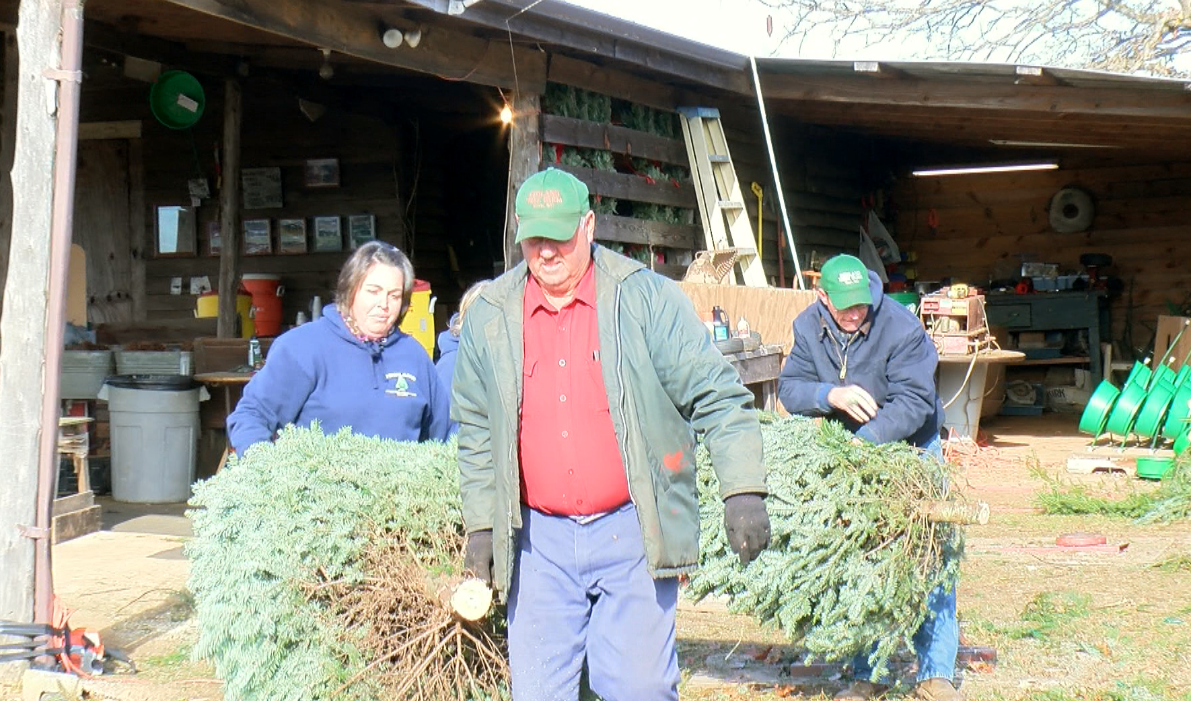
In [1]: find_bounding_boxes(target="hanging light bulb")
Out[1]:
[318,48,334,80]
[500,103,513,125]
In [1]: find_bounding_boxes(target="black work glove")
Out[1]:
[464,529,494,585]
[724,493,771,566]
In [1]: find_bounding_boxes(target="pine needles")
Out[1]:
[688,415,965,682]
[187,426,508,701]
[1034,458,1191,523]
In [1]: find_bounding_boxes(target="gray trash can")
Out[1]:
[99,375,206,503]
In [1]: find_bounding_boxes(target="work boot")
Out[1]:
[915,677,963,701]
[834,680,889,700]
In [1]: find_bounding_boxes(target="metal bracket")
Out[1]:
[17,525,49,540]
[42,67,82,83]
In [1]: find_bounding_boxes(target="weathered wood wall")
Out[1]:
[74,67,502,335]
[891,163,1191,345]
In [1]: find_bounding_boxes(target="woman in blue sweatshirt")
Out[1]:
[228,241,452,454]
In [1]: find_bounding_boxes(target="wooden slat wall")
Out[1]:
[891,162,1191,344]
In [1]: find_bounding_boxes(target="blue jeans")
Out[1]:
[507,504,680,701]
[852,434,959,684]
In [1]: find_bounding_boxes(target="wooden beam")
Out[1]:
[551,163,697,209]
[504,92,540,270]
[217,79,242,339]
[78,120,142,140]
[405,0,751,95]
[540,115,687,165]
[1014,65,1063,87]
[852,61,910,80]
[157,0,546,91]
[594,213,699,249]
[760,73,1191,120]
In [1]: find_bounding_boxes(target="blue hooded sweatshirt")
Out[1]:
[777,271,944,447]
[227,304,452,453]
[434,315,460,394]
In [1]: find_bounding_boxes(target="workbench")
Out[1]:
[937,350,1025,441]
[726,344,784,411]
[984,291,1108,385]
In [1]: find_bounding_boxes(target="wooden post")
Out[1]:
[0,0,65,633]
[503,92,540,270]
[128,139,147,320]
[217,78,242,338]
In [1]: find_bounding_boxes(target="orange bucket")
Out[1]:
[241,274,284,337]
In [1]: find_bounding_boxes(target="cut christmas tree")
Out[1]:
[186,426,507,701]
[689,415,979,681]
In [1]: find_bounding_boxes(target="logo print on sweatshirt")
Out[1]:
[385,372,418,398]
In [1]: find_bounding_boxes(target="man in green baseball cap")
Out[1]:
[778,253,957,701]
[818,254,874,315]
[452,165,772,701]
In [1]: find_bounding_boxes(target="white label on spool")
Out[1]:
[176,94,199,113]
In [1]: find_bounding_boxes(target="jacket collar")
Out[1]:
[482,244,646,312]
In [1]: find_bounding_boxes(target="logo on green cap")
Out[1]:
[515,168,591,243]
[819,254,873,309]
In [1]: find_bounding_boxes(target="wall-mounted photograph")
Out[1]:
[313,216,342,252]
[278,218,308,254]
[348,214,376,249]
[305,158,340,188]
[243,218,272,255]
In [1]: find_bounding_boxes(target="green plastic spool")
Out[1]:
[1078,380,1120,436]
[1136,456,1174,480]
[149,70,206,129]
[1175,365,1191,388]
[1125,362,1151,389]
[1175,430,1190,455]
[1152,364,1177,389]
[1161,382,1191,440]
[1106,381,1147,436]
[1134,381,1176,439]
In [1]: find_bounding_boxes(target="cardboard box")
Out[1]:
[1154,315,1191,370]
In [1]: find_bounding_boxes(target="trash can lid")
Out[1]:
[105,374,199,391]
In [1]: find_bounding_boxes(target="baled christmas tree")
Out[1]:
[186,426,507,701]
[689,415,977,681]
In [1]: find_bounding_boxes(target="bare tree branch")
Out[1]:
[761,0,1191,77]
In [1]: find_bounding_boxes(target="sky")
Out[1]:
[558,0,904,61]
[558,0,1191,75]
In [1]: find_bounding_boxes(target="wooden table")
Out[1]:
[726,344,784,411]
[193,371,254,470]
[937,349,1025,440]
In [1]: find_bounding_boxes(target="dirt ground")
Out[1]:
[4,412,1191,701]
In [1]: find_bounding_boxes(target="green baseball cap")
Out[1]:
[515,168,591,243]
[819,254,872,309]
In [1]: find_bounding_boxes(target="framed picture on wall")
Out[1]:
[278,218,308,254]
[313,216,342,252]
[243,219,272,255]
[348,214,376,249]
[304,158,340,188]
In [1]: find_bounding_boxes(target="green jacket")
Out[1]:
[451,246,767,596]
